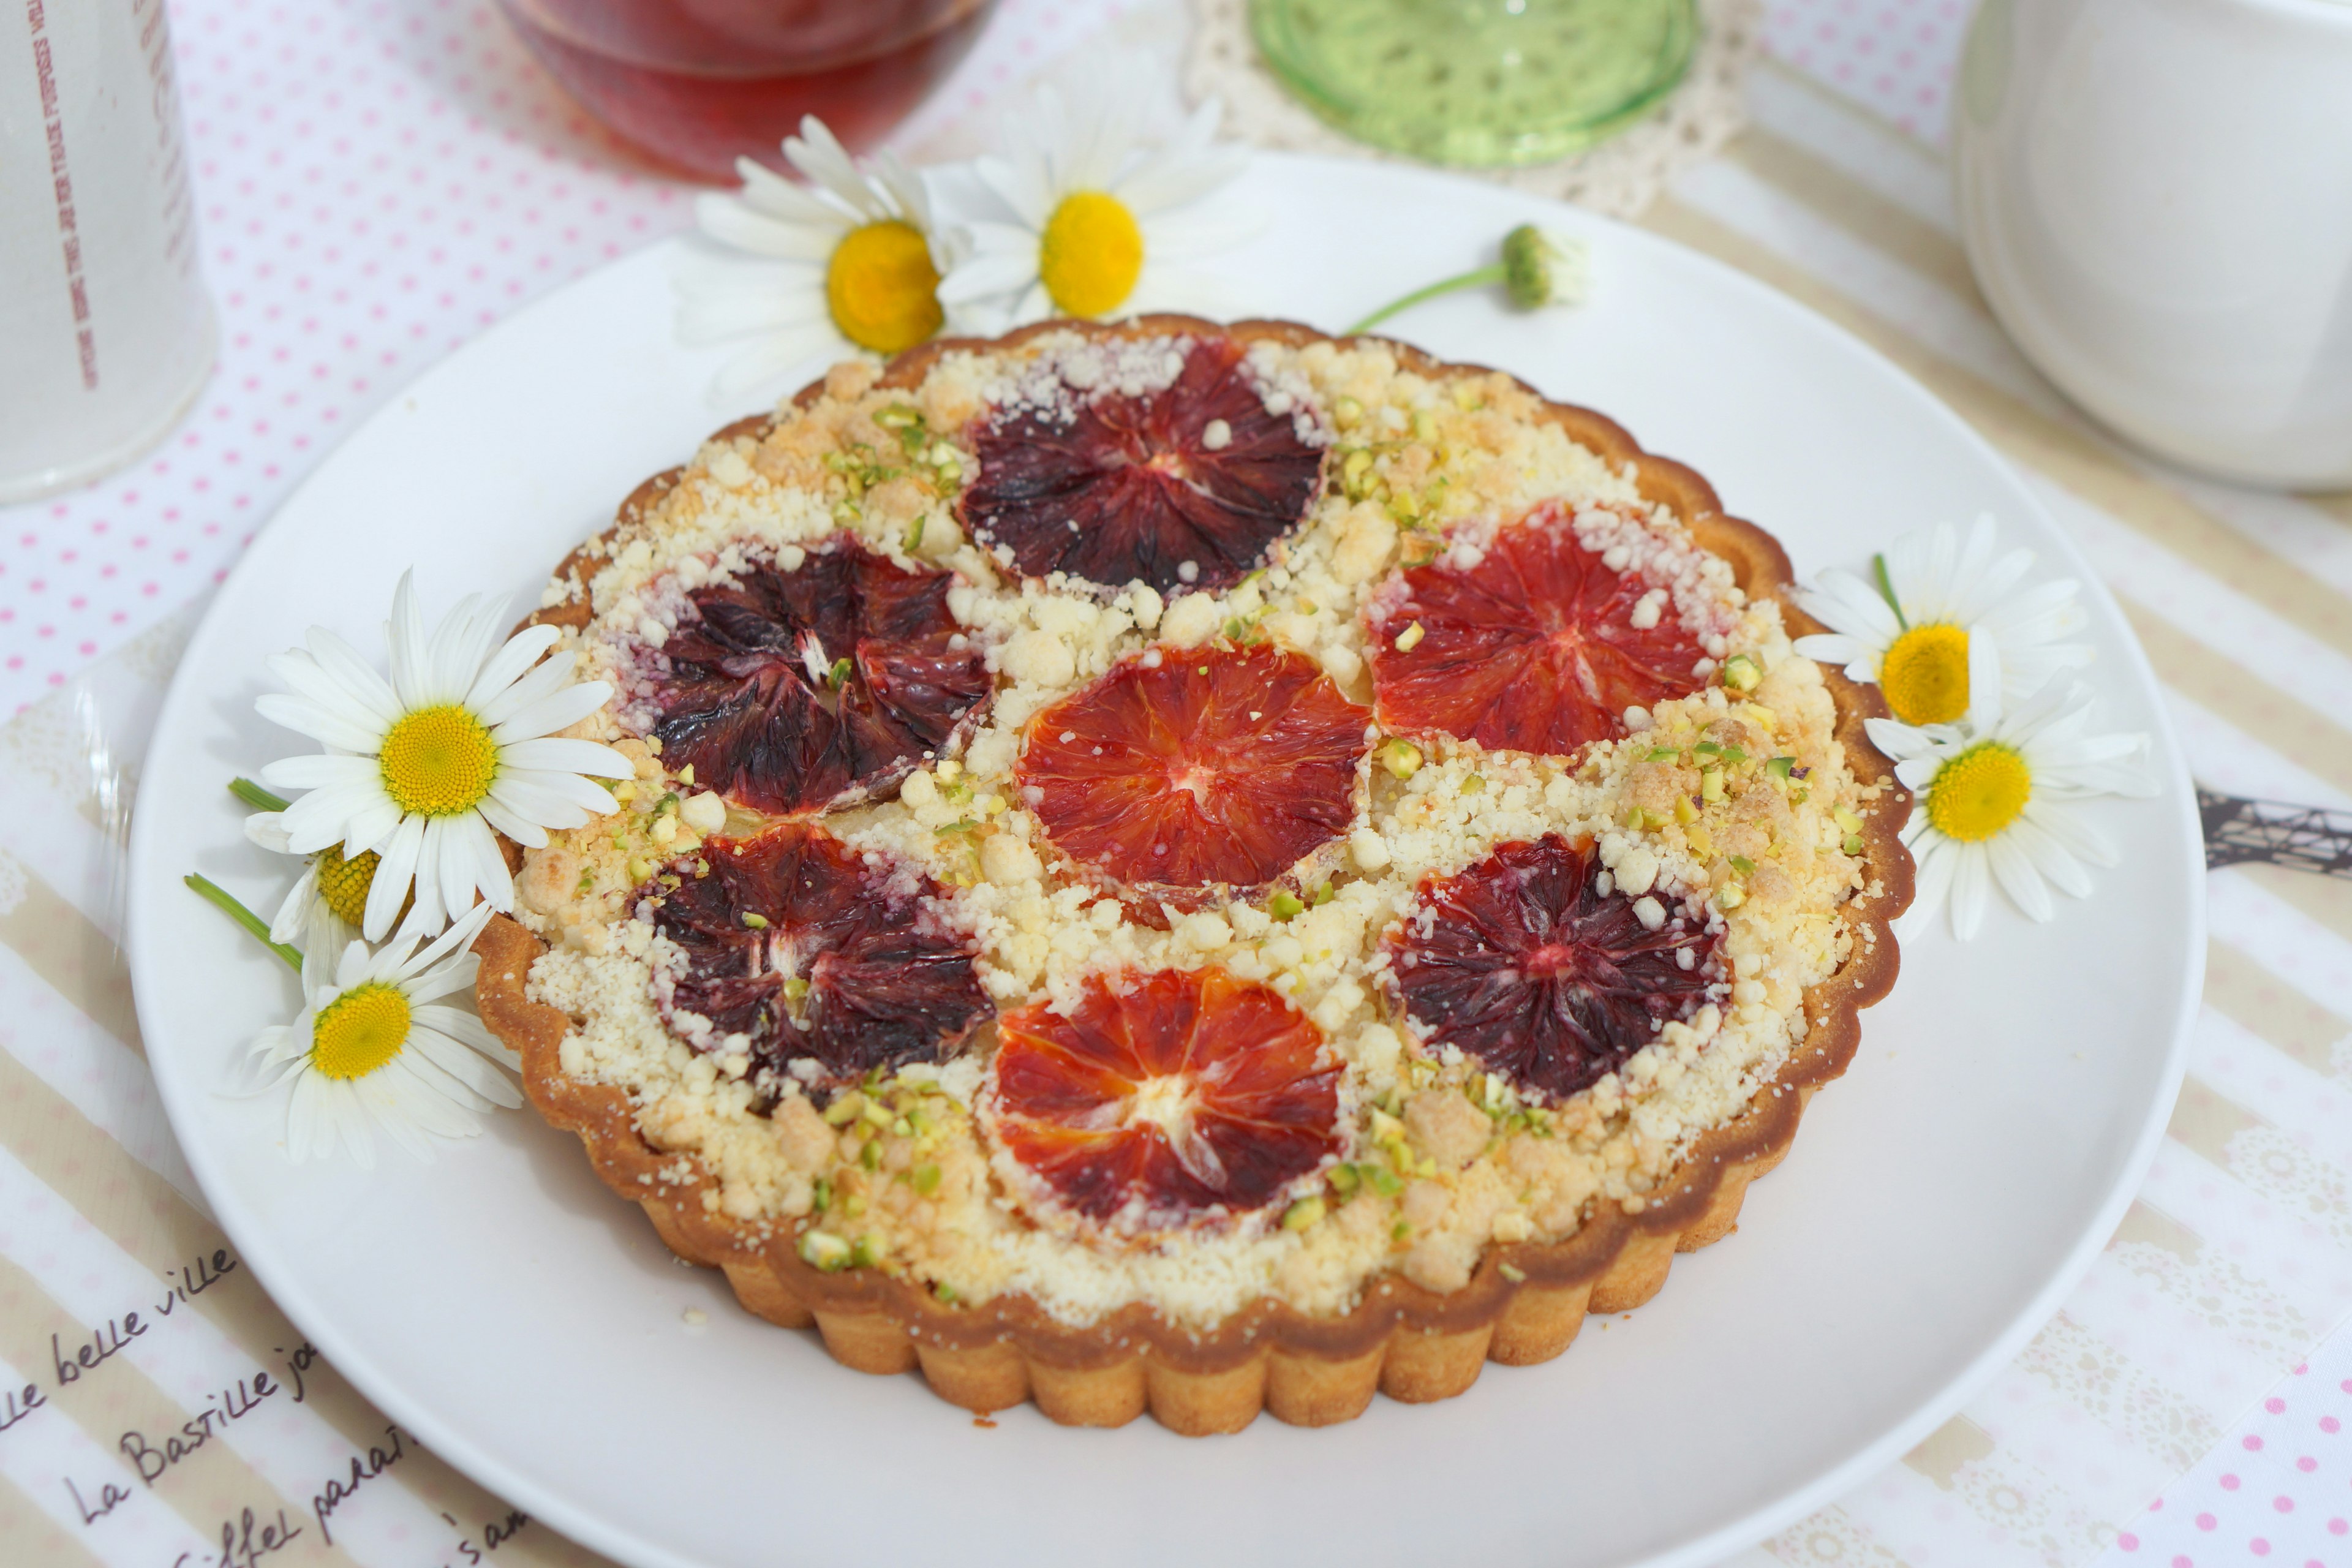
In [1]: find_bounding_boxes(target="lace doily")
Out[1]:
[1183,0,1760,219]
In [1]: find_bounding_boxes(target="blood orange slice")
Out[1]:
[1384,835,1725,1103]
[644,821,990,1093]
[959,337,1324,595]
[989,967,1343,1232]
[644,533,990,816]
[1016,643,1370,910]
[1366,503,1708,758]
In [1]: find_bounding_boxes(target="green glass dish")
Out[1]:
[1250,0,1697,168]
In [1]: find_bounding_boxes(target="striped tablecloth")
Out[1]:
[3,1,2347,1564]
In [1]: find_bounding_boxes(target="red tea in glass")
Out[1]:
[500,0,998,183]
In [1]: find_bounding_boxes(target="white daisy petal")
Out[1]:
[2007,813,2095,899]
[1948,843,1992,940]
[244,812,295,854]
[1985,832,2054,922]
[710,327,854,401]
[366,814,426,940]
[464,625,564,714]
[294,631,405,727]
[268,863,322,946]
[470,644,584,729]
[487,771,606,831]
[498,737,636,778]
[488,684,614,745]
[386,570,434,712]
[474,791,548,848]
[731,156,861,228]
[254,694,386,754]
[694,194,844,262]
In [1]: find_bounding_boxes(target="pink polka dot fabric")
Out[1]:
[0,0,1106,718]
[2100,1342,2352,1568]
[1763,0,1971,143]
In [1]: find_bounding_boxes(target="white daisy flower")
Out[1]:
[1867,679,2157,941]
[1794,514,2091,728]
[244,902,519,1166]
[255,571,630,941]
[679,116,956,399]
[242,809,368,955]
[939,59,1259,326]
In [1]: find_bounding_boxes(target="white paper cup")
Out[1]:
[0,0,216,504]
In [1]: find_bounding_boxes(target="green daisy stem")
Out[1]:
[185,873,302,973]
[1344,265,1509,336]
[228,777,290,813]
[1871,552,1910,632]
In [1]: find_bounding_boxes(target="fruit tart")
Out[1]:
[474,317,1913,1434]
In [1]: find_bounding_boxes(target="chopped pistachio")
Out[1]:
[842,1192,867,1218]
[904,516,924,552]
[861,1098,894,1128]
[1686,823,1714,856]
[1313,882,1335,906]
[1365,1163,1404,1197]
[1718,744,1747,766]
[1700,769,1725,803]
[741,911,771,930]
[1379,737,1423,779]
[911,1163,943,1195]
[1832,805,1865,835]
[810,1176,832,1213]
[1717,883,1747,911]
[1844,833,1866,856]
[1391,1219,1412,1241]
[1281,1196,1325,1232]
[1673,796,1698,826]
[1333,394,1364,428]
[799,1231,851,1270]
[1728,854,1755,876]
[1722,654,1762,692]
[1268,889,1306,921]
[1393,620,1426,652]
[1329,1163,1362,1197]
[1498,1262,1528,1284]
[849,1234,880,1269]
[1766,755,1795,779]
[828,655,854,688]
[1646,746,1680,762]
[891,1116,913,1138]
[821,1094,863,1127]
[933,1281,960,1305]
[782,976,810,1001]
[1460,774,1485,795]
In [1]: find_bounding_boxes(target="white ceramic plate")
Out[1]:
[126,153,2204,1568]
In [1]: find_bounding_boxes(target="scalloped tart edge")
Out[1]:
[476,315,1917,1435]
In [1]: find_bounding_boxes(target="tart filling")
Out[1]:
[510,325,1894,1330]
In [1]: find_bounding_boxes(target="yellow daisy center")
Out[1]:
[1879,622,1971,725]
[825,219,943,355]
[1039,191,1144,319]
[379,704,499,817]
[313,844,380,926]
[309,982,412,1080]
[1925,741,2032,843]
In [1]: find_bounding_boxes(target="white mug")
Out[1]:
[0,0,214,503]
[1953,0,2352,489]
